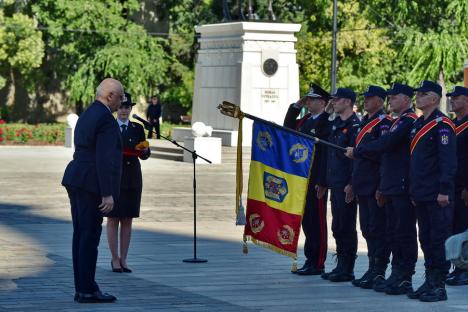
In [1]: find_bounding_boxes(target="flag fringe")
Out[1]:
[244,235,297,259]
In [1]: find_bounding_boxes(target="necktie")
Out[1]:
[120,124,127,133]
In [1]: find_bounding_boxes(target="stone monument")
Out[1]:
[172,22,301,146]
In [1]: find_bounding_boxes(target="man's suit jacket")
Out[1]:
[62,101,122,200]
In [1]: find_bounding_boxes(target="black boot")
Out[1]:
[321,255,339,280]
[419,270,447,302]
[384,268,414,295]
[407,269,432,299]
[374,267,399,293]
[446,268,468,286]
[328,255,356,282]
[352,257,374,287]
[295,259,324,276]
[360,258,387,290]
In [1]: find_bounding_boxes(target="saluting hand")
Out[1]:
[461,189,468,206]
[344,147,354,159]
[437,194,449,207]
[99,195,114,214]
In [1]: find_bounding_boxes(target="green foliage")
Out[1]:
[32,0,169,107]
[0,8,44,89]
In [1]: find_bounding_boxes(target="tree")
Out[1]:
[32,0,170,112]
[0,4,45,120]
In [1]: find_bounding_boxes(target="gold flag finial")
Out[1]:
[217,101,245,119]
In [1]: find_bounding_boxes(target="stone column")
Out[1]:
[191,22,301,146]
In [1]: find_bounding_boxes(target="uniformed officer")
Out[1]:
[107,92,151,273]
[284,84,331,275]
[407,80,456,302]
[62,78,123,303]
[446,86,468,286]
[345,83,418,294]
[321,88,360,282]
[350,86,392,289]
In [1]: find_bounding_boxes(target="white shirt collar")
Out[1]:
[117,119,129,128]
[311,112,322,120]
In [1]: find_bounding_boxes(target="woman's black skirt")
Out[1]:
[107,188,141,218]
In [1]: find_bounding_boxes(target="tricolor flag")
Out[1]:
[244,120,316,258]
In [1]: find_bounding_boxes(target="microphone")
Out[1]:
[132,114,152,128]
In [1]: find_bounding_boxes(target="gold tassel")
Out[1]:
[235,113,246,225]
[242,235,249,254]
[291,259,298,273]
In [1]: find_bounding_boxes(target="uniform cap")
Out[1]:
[362,85,387,100]
[446,86,468,97]
[414,80,442,97]
[121,92,136,107]
[331,88,356,103]
[304,83,330,100]
[387,83,414,98]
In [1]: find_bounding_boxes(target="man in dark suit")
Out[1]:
[284,84,331,275]
[62,78,124,303]
[146,95,162,139]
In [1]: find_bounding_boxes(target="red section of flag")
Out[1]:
[244,198,302,256]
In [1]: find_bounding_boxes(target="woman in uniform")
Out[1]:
[107,92,150,273]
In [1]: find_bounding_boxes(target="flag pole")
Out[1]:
[217,101,346,152]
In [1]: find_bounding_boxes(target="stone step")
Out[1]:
[149,151,184,162]
[150,145,183,155]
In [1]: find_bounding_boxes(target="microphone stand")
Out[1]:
[140,118,211,263]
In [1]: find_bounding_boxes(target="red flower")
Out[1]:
[0,137,3,142]
[0,120,5,124]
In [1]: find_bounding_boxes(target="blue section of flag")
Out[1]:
[251,120,315,178]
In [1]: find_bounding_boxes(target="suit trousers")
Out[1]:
[358,195,390,262]
[386,195,418,272]
[67,187,103,293]
[302,187,328,269]
[147,120,160,139]
[330,188,358,257]
[415,200,454,273]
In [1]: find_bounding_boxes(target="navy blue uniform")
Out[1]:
[453,115,468,234]
[354,109,418,274]
[107,121,150,218]
[352,110,392,266]
[284,104,330,270]
[326,113,360,258]
[62,101,122,294]
[409,109,456,274]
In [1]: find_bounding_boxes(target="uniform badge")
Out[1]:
[277,225,295,245]
[249,213,264,234]
[441,134,449,145]
[256,131,273,152]
[264,172,288,203]
[289,143,308,163]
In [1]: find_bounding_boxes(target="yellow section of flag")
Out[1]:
[247,160,309,216]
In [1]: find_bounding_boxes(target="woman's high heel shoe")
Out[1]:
[111,261,123,273]
[120,260,132,273]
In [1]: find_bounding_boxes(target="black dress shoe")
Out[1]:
[111,261,123,273]
[77,291,117,303]
[296,266,324,276]
[120,260,132,273]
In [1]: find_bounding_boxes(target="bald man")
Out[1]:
[62,78,124,303]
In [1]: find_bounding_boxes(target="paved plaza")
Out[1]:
[0,146,466,311]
